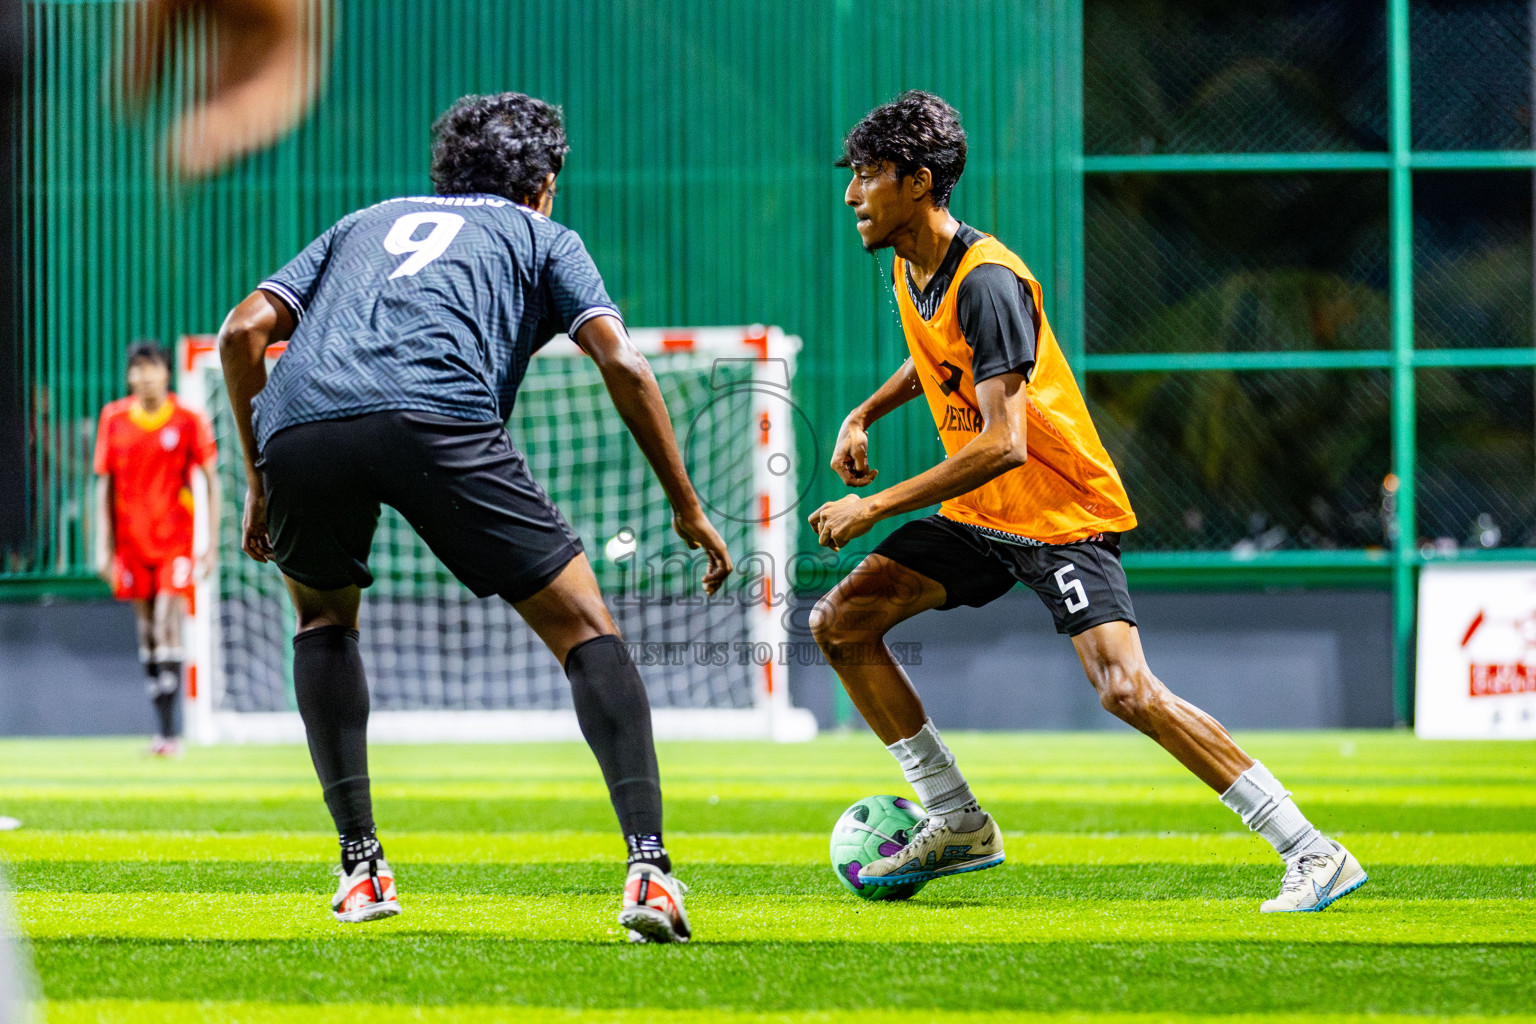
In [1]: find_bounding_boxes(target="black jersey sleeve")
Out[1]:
[259,216,352,323]
[956,263,1038,383]
[546,229,621,338]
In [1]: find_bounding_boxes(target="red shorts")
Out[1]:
[111,550,195,603]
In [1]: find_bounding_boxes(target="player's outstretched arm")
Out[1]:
[93,476,114,582]
[197,450,221,577]
[217,290,295,563]
[809,371,1028,550]
[831,358,922,488]
[575,314,733,595]
[91,406,115,581]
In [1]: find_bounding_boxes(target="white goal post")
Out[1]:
[178,326,818,744]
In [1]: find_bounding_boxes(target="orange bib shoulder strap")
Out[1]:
[894,234,1043,324]
[955,235,1032,286]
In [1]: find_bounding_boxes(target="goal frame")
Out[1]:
[177,326,818,744]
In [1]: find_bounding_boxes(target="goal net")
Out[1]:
[178,327,817,743]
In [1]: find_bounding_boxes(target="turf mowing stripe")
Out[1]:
[13,892,1531,943]
[6,797,1528,833]
[37,1000,1536,1024]
[29,939,1536,1014]
[3,731,1530,773]
[10,734,1536,1019]
[2,830,1529,865]
[10,861,1531,901]
[7,781,1531,805]
[7,761,1533,784]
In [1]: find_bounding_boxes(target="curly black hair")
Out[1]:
[837,90,967,208]
[429,92,570,204]
[125,339,168,369]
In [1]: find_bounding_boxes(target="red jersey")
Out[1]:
[93,395,217,559]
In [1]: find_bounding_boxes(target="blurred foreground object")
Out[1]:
[0,868,32,1024]
[0,0,23,560]
[125,0,330,178]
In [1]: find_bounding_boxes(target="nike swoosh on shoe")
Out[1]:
[1311,861,1345,902]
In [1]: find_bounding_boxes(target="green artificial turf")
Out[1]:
[1,731,1533,1023]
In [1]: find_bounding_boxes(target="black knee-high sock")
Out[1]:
[565,635,668,870]
[151,662,180,738]
[142,656,170,736]
[292,626,377,863]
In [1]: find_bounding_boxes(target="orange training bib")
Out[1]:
[893,234,1137,544]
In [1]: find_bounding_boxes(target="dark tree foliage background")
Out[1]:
[1083,0,1536,552]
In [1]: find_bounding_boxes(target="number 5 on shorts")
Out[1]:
[1054,563,1089,613]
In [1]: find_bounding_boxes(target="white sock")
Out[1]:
[1220,761,1331,863]
[885,719,985,828]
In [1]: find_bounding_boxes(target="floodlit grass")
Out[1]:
[1,732,1532,1023]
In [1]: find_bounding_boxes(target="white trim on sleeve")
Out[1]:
[565,305,624,341]
[257,280,305,323]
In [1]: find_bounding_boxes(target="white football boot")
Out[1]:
[331,857,402,923]
[857,812,1005,886]
[1261,841,1368,913]
[618,862,691,943]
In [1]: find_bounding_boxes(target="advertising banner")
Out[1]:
[1416,564,1536,739]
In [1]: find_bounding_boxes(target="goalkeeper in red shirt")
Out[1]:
[93,341,219,754]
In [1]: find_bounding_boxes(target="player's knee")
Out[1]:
[1095,664,1165,725]
[293,609,355,633]
[152,615,180,646]
[809,596,844,652]
[810,595,882,662]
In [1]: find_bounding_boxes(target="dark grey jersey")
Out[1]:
[903,222,1037,383]
[252,194,620,449]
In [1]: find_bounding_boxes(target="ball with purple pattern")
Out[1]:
[829,794,929,901]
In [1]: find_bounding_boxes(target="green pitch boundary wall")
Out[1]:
[9,0,1536,727]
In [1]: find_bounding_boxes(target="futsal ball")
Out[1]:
[829,794,928,901]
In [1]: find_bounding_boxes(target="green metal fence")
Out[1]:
[8,0,1536,724]
[1076,0,1536,723]
[5,0,1063,592]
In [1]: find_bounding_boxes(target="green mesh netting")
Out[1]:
[1415,170,1535,350]
[1085,173,1390,355]
[1416,368,1536,547]
[1089,370,1392,551]
[206,353,771,714]
[1412,0,1534,150]
[1084,0,1387,155]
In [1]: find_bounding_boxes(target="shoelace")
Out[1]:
[1278,852,1332,894]
[905,815,949,848]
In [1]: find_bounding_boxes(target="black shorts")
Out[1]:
[260,411,583,602]
[871,514,1136,635]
